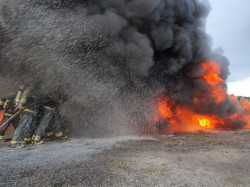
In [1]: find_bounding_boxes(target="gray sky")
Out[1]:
[206,0,250,83]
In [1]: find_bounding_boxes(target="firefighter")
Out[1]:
[33,91,68,144]
[0,95,17,141]
[10,87,43,147]
[0,86,25,141]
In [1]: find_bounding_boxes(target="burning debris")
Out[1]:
[0,0,248,135]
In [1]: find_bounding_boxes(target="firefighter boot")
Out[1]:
[24,137,32,144]
[45,131,55,141]
[33,135,44,145]
[55,132,68,140]
[10,140,24,148]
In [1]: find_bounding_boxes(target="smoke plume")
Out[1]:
[0,0,243,136]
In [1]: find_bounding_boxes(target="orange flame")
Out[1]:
[198,61,226,104]
[155,60,250,133]
[157,97,224,133]
[240,99,250,114]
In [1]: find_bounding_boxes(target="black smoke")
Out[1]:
[0,0,242,135]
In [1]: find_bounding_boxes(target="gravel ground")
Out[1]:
[0,131,250,187]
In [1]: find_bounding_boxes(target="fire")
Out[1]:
[156,97,224,133]
[154,60,250,133]
[198,118,211,128]
[240,98,250,129]
[240,99,250,113]
[198,61,226,104]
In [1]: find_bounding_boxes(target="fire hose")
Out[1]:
[0,109,22,131]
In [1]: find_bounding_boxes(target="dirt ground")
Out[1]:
[0,131,250,187]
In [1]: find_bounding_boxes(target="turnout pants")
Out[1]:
[12,111,38,143]
[34,106,64,142]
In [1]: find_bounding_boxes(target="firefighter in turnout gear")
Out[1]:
[10,87,43,147]
[33,92,68,144]
[0,95,19,141]
[0,86,25,141]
